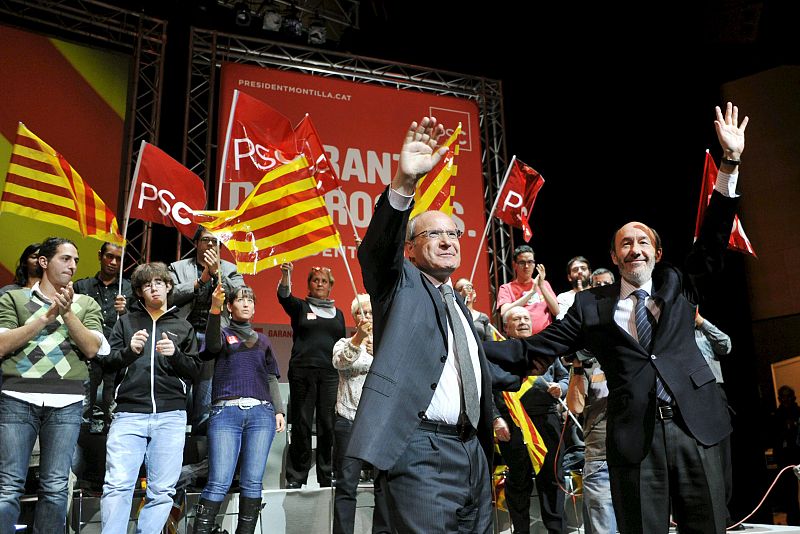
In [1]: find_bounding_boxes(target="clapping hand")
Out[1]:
[202,247,220,276]
[130,329,148,354]
[155,332,175,356]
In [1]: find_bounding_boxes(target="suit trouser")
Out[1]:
[377,425,492,534]
[609,409,726,534]
[286,366,338,486]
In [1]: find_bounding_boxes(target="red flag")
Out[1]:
[294,114,341,194]
[128,142,207,239]
[494,157,544,242]
[219,90,299,186]
[694,151,756,257]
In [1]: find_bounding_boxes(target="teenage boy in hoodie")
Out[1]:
[99,262,201,533]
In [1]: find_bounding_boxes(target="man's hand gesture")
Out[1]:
[393,117,447,195]
[715,101,748,162]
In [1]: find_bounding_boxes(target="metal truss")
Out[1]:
[185,27,512,307]
[0,0,167,270]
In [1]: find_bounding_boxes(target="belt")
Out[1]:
[656,403,675,420]
[418,420,477,442]
[213,398,269,409]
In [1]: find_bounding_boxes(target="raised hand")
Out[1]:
[155,332,175,356]
[714,102,748,161]
[211,284,225,313]
[352,316,373,346]
[130,329,149,354]
[279,262,293,274]
[394,117,447,194]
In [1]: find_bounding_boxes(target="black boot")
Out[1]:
[236,497,263,534]
[192,498,222,534]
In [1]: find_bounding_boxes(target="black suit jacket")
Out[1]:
[347,189,519,471]
[485,191,738,466]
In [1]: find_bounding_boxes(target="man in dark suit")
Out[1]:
[347,116,518,533]
[485,102,749,534]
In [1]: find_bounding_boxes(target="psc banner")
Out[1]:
[217,64,490,335]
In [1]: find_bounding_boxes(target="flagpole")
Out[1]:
[337,242,365,316]
[336,188,361,242]
[119,140,147,296]
[217,90,240,210]
[469,155,517,283]
[533,375,583,432]
[487,322,505,341]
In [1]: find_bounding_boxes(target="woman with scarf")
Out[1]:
[278,262,346,489]
[192,285,285,534]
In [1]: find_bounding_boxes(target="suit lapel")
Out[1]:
[597,284,647,354]
[420,272,449,350]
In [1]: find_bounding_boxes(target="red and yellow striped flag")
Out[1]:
[0,123,124,245]
[502,376,548,474]
[493,463,508,511]
[193,155,341,275]
[410,123,462,218]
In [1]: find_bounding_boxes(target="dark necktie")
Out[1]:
[632,289,673,405]
[439,284,480,428]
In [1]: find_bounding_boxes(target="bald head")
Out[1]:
[610,221,663,287]
[405,210,461,283]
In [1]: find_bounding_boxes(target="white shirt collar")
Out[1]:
[619,277,653,300]
[420,271,451,290]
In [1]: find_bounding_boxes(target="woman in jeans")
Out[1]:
[192,285,285,534]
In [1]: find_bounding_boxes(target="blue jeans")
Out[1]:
[0,395,82,534]
[102,410,187,534]
[201,402,276,502]
[582,460,617,534]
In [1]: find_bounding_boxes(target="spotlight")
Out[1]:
[282,5,303,37]
[262,8,282,31]
[234,2,251,26]
[308,14,326,45]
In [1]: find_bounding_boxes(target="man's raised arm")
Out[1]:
[357,117,448,295]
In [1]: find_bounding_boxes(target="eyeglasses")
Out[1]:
[311,266,331,273]
[198,237,219,245]
[516,260,535,267]
[142,279,166,290]
[409,229,463,241]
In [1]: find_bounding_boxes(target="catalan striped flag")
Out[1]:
[410,123,462,218]
[492,463,508,511]
[0,123,124,245]
[193,155,341,275]
[502,376,548,474]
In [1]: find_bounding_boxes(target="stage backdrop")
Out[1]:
[0,24,130,283]
[217,64,490,363]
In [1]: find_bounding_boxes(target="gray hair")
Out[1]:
[502,306,529,326]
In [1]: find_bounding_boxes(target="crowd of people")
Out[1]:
[0,102,796,534]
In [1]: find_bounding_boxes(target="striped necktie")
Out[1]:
[439,284,480,428]
[632,289,673,405]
